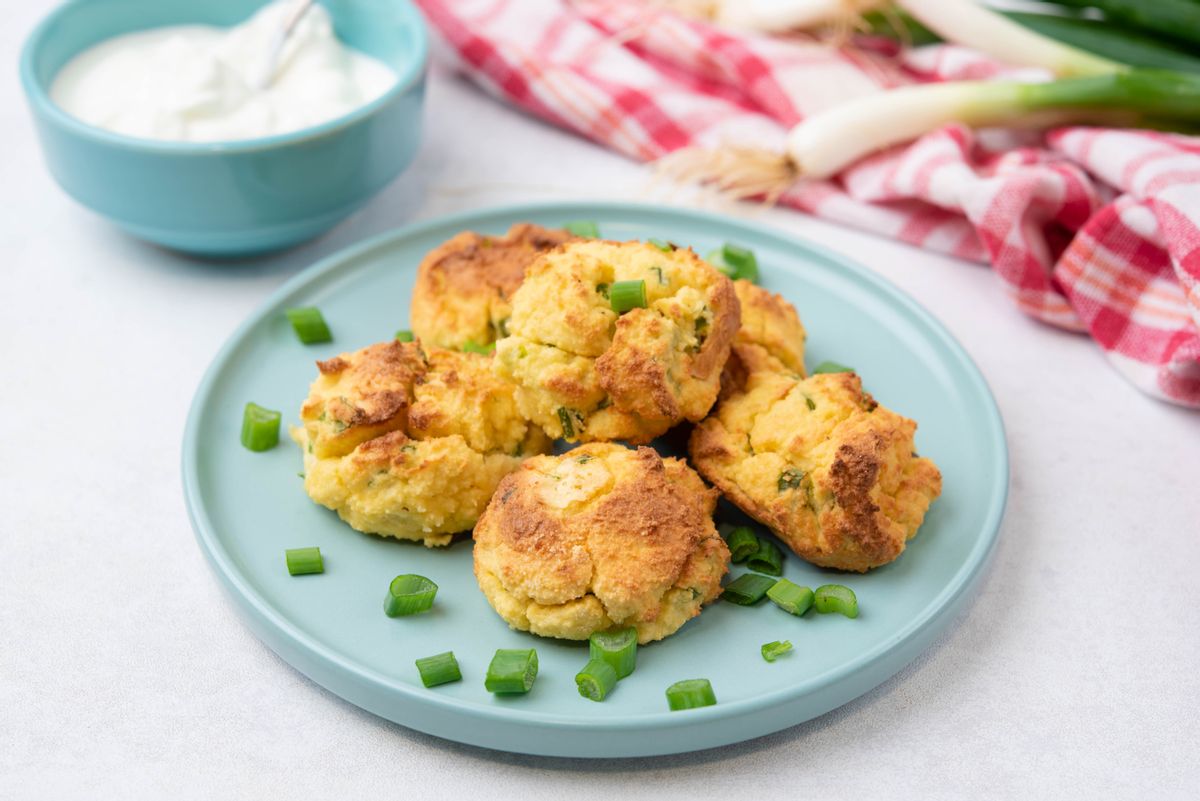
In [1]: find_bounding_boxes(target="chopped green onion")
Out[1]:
[285,307,332,344]
[609,280,647,313]
[589,626,638,679]
[395,329,414,342]
[648,238,674,252]
[761,640,793,663]
[384,574,438,617]
[565,220,600,238]
[725,526,759,563]
[767,579,814,616]
[557,407,576,439]
[462,340,496,355]
[814,584,859,619]
[415,651,462,688]
[706,244,759,283]
[812,361,854,374]
[721,573,777,605]
[285,546,323,576]
[666,679,716,711]
[746,538,783,576]
[241,402,281,451]
[778,468,804,491]
[485,648,538,694]
[576,658,619,702]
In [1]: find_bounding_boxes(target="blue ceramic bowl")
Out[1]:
[20,0,428,255]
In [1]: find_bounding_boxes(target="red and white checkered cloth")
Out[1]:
[415,0,1200,407]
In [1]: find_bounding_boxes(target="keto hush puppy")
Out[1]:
[721,279,807,396]
[690,348,941,572]
[410,223,576,350]
[494,240,740,444]
[473,444,730,644]
[294,340,551,546]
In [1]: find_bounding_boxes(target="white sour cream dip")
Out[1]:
[50,1,396,143]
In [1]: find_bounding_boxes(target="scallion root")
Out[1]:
[655,145,798,203]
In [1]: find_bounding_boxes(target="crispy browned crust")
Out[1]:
[473,444,730,641]
[692,275,741,381]
[301,340,426,458]
[689,369,941,573]
[410,224,576,347]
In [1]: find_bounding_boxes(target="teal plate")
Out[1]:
[182,201,1007,757]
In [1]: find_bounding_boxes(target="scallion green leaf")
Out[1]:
[285,307,332,344]
[725,526,759,563]
[565,220,600,238]
[812,361,854,374]
[589,627,638,679]
[814,584,859,618]
[721,573,776,605]
[285,547,323,576]
[485,648,538,694]
[384,574,438,617]
[761,640,793,663]
[609,280,647,313]
[746,538,783,576]
[576,658,619,702]
[666,678,716,711]
[415,651,462,688]
[767,579,814,616]
[241,402,281,452]
[462,340,496,355]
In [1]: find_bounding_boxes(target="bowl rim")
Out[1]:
[18,0,429,154]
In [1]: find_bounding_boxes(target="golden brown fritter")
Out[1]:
[721,280,808,396]
[690,351,941,572]
[473,443,730,643]
[294,341,551,546]
[410,223,576,350]
[494,240,740,444]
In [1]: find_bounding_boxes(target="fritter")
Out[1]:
[690,349,941,572]
[473,443,730,643]
[293,340,551,546]
[494,240,740,444]
[410,223,576,350]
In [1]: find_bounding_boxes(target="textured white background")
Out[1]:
[4,5,1200,799]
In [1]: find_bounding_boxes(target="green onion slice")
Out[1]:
[666,678,717,711]
[721,573,777,605]
[285,546,323,576]
[706,244,759,283]
[462,340,496,355]
[485,648,539,694]
[725,526,759,563]
[746,538,783,576]
[384,574,438,617]
[812,360,854,374]
[395,329,415,342]
[609,280,647,313]
[285,307,332,344]
[761,640,794,663]
[767,579,814,616]
[565,220,600,238]
[576,658,619,702]
[415,651,462,688]
[589,626,638,679]
[648,238,674,252]
[241,402,281,452]
[814,584,859,618]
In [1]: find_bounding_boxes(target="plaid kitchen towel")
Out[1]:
[415,0,1200,407]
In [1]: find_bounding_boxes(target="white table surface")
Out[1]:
[4,6,1199,799]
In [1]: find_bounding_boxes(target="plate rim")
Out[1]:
[182,200,1009,747]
